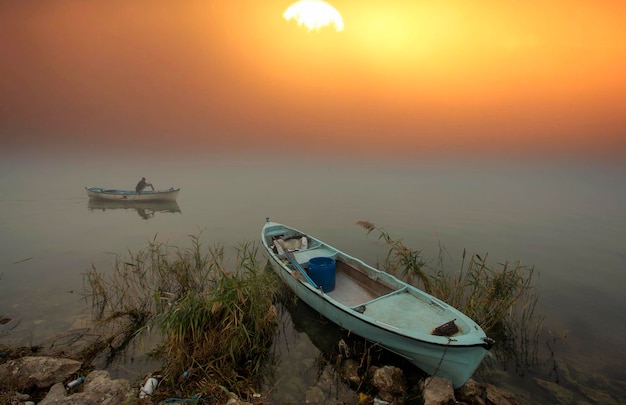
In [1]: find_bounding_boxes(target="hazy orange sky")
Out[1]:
[1,0,625,160]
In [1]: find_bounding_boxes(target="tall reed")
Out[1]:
[356,220,544,372]
[83,234,279,402]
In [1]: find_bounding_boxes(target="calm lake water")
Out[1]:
[1,152,625,403]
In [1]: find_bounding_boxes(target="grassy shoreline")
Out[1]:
[2,223,548,403]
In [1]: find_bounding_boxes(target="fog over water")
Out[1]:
[1,152,625,401]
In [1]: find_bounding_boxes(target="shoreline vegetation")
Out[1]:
[1,222,556,403]
[84,234,279,403]
[355,221,545,376]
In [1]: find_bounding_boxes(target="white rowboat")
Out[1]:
[85,186,180,202]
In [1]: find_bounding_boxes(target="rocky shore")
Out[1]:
[0,351,523,405]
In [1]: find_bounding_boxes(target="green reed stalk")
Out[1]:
[82,233,279,403]
[356,220,545,374]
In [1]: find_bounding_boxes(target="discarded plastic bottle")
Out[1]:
[139,377,158,398]
[66,376,84,389]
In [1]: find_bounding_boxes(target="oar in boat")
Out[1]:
[275,239,321,291]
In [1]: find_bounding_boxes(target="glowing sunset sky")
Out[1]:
[1,0,625,159]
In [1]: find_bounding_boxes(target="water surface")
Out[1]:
[1,153,624,402]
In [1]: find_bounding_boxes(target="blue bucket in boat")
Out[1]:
[308,257,336,292]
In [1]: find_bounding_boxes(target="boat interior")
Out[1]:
[266,229,405,305]
[265,226,467,336]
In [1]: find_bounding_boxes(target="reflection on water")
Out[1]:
[280,289,368,360]
[270,287,426,403]
[87,199,182,220]
[268,288,358,404]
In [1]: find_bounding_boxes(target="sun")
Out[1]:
[283,0,344,32]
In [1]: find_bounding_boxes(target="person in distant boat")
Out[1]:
[135,177,154,194]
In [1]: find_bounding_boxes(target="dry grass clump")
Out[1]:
[83,234,279,403]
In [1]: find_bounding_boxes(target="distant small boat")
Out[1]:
[85,186,180,202]
[262,219,494,388]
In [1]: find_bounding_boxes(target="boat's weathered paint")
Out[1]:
[262,220,494,388]
[85,186,180,202]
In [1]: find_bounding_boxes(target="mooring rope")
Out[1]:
[425,336,455,387]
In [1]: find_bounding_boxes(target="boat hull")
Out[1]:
[262,220,493,388]
[85,186,180,202]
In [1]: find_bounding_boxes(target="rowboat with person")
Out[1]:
[85,184,180,202]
